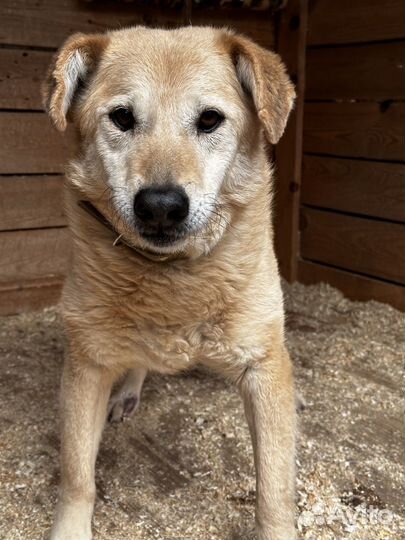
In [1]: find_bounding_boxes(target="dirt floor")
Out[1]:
[0,282,404,540]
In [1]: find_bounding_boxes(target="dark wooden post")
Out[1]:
[274,0,308,282]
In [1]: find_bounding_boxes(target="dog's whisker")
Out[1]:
[113,234,123,246]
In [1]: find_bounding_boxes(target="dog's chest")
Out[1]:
[68,256,267,375]
[103,267,248,373]
[130,318,225,373]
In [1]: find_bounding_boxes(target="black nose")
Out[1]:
[134,185,189,230]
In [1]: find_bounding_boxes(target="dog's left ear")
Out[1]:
[42,33,109,131]
[226,33,296,144]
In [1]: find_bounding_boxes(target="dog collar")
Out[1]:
[77,200,185,263]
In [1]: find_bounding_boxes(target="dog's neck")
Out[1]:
[77,200,185,264]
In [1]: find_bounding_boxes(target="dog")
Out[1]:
[43,25,296,540]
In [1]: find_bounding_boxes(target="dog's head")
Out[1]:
[43,27,294,257]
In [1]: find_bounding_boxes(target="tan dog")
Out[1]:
[43,26,296,540]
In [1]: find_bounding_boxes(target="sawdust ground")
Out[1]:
[0,282,404,540]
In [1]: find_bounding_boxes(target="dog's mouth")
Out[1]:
[138,225,188,248]
[78,200,190,262]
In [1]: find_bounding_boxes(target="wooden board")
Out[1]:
[303,102,405,161]
[0,113,74,174]
[302,156,405,222]
[273,0,308,281]
[306,41,405,101]
[298,260,405,312]
[0,176,66,231]
[0,1,275,50]
[0,1,183,48]
[0,277,64,316]
[300,208,405,284]
[0,49,52,110]
[307,0,405,45]
[0,228,71,283]
[191,8,275,50]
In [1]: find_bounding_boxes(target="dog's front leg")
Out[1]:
[50,356,114,540]
[239,347,296,540]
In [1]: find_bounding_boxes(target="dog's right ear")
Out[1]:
[42,33,109,131]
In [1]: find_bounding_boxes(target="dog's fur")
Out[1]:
[43,26,297,540]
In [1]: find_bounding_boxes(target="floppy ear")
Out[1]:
[42,33,109,131]
[227,33,296,144]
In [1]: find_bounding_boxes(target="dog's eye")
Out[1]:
[109,108,135,131]
[197,110,224,133]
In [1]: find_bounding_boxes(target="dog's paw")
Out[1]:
[49,503,93,540]
[256,523,296,540]
[108,392,140,423]
[50,530,92,540]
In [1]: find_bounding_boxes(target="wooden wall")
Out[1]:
[297,0,405,310]
[3,0,403,314]
[0,1,275,315]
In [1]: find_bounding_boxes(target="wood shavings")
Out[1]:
[0,282,403,539]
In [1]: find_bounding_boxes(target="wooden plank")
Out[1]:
[303,102,405,161]
[0,1,275,50]
[0,228,71,283]
[0,48,52,110]
[0,113,74,174]
[0,277,64,316]
[306,41,405,101]
[302,156,405,222]
[273,0,308,281]
[0,176,66,231]
[298,260,405,312]
[308,0,405,45]
[300,208,405,284]
[0,24,273,111]
[191,8,275,50]
[0,1,183,48]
